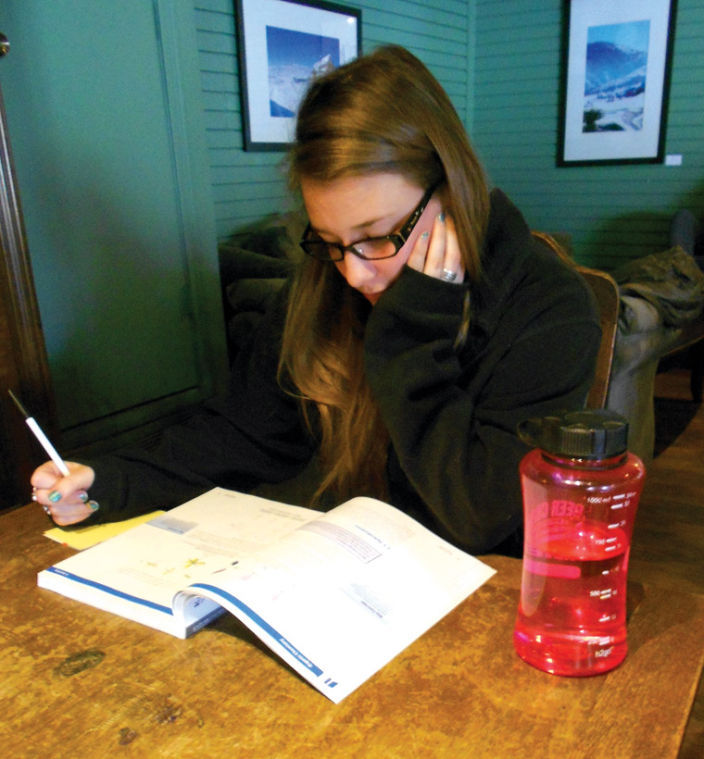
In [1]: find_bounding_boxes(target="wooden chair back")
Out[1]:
[531,232,619,408]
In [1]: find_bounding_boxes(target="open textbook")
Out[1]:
[38,488,495,703]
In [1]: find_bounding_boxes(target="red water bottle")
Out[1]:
[513,410,645,676]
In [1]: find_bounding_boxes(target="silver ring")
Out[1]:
[441,268,457,282]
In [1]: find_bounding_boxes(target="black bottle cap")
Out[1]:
[517,409,629,459]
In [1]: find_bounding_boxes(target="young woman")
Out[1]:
[31,46,600,555]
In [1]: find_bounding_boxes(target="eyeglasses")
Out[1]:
[299,182,440,262]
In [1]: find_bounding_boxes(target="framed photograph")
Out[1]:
[235,0,361,151]
[558,0,677,166]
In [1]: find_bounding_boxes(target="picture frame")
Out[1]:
[558,0,677,166]
[235,0,361,151]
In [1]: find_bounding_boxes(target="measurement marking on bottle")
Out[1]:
[608,521,626,530]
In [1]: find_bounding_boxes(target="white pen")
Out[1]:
[8,389,70,477]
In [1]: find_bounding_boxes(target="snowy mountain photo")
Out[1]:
[582,20,650,133]
[266,26,340,119]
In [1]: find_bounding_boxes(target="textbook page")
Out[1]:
[176,496,496,702]
[38,489,320,638]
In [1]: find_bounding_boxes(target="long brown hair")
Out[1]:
[280,45,490,503]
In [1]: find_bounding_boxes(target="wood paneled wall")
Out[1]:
[472,0,704,270]
[193,1,704,269]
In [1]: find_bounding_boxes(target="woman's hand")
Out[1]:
[407,211,464,284]
[30,461,98,526]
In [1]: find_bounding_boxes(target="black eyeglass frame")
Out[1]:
[299,181,441,262]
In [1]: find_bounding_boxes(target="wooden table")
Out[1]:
[2,504,703,759]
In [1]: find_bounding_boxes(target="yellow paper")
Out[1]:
[44,511,165,550]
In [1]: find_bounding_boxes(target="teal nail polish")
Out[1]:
[88,500,100,512]
[438,212,446,223]
[78,492,89,503]
[421,231,429,240]
[48,490,62,503]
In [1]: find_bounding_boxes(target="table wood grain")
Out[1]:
[1,504,702,759]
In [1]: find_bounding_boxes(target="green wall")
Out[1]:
[193,0,475,239]
[473,0,704,269]
[194,0,704,271]
[1,0,699,448]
